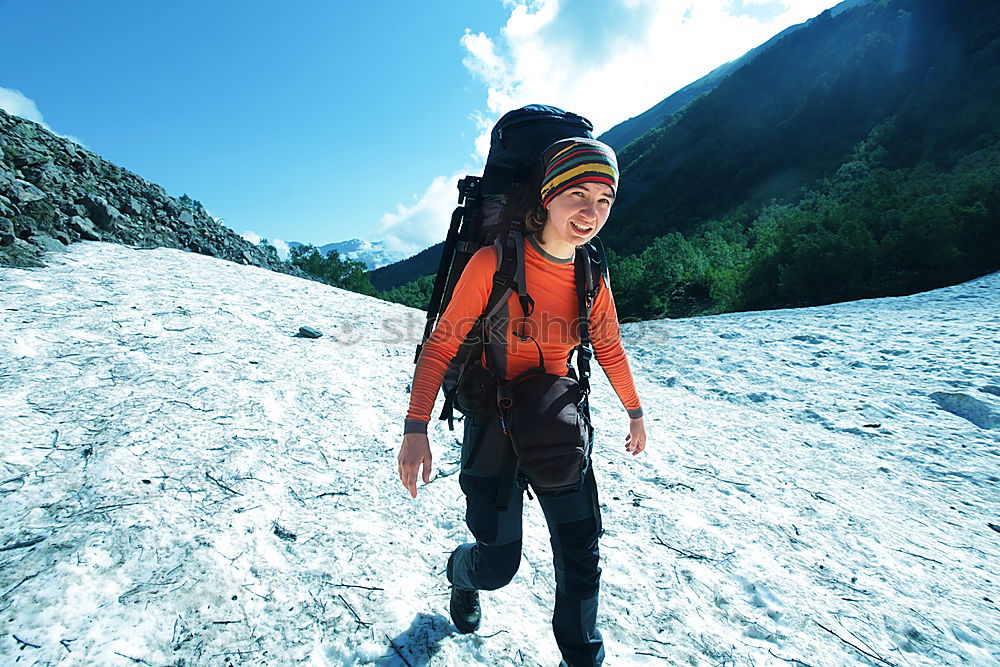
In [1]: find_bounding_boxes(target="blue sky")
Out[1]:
[0,0,841,259]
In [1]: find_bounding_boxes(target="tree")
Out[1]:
[289,244,377,297]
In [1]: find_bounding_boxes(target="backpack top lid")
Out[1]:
[480,104,595,196]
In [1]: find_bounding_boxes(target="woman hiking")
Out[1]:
[397,136,647,667]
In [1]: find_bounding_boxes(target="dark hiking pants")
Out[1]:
[446,407,605,667]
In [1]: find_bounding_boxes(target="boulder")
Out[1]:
[0,217,13,245]
[69,215,101,241]
[6,178,47,203]
[0,194,15,218]
[53,227,71,245]
[124,195,145,216]
[11,215,37,238]
[12,152,46,170]
[0,237,45,268]
[11,122,38,140]
[21,198,59,227]
[28,234,68,253]
[297,326,323,339]
[22,161,67,189]
[80,194,126,231]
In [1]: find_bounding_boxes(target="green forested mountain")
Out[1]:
[608,0,994,250]
[370,243,441,292]
[597,57,749,154]
[377,0,1000,319]
[603,0,999,319]
[598,0,870,152]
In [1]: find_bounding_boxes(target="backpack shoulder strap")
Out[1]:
[438,239,512,428]
[484,236,515,320]
[591,236,610,292]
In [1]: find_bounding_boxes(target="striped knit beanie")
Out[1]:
[539,138,619,208]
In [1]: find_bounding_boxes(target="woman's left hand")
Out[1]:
[625,417,646,455]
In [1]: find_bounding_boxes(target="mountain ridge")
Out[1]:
[597,0,872,153]
[0,108,303,277]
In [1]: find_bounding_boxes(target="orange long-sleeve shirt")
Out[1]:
[404,234,643,434]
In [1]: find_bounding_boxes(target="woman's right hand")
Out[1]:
[397,433,433,499]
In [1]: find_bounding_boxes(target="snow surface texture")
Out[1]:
[1,241,998,666]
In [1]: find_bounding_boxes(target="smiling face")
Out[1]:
[538,181,615,256]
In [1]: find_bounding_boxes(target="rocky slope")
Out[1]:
[0,107,305,278]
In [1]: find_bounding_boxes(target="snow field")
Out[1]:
[1,241,997,665]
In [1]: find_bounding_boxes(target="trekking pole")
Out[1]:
[415,176,481,364]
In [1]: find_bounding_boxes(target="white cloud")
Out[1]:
[376,0,840,256]
[462,0,843,140]
[0,87,45,124]
[377,169,471,257]
[0,86,88,148]
[270,238,290,261]
[240,230,262,245]
[241,230,291,261]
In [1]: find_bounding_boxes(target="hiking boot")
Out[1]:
[449,586,481,633]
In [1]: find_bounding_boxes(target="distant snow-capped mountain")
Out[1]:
[288,238,407,270]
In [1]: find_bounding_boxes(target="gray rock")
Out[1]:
[7,178,46,203]
[11,122,38,140]
[21,199,59,227]
[194,240,219,256]
[0,194,15,218]
[179,209,194,226]
[28,234,68,253]
[0,217,13,245]
[11,215,37,238]
[0,237,45,267]
[297,326,323,339]
[124,195,145,217]
[69,215,101,241]
[22,161,66,189]
[80,194,126,231]
[12,152,46,169]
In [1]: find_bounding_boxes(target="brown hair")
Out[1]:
[524,203,548,237]
[509,164,547,239]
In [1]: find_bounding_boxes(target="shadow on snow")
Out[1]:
[380,612,455,666]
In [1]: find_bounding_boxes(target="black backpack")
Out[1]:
[414,104,611,431]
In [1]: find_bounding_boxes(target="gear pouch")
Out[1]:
[455,358,496,417]
[500,373,593,495]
